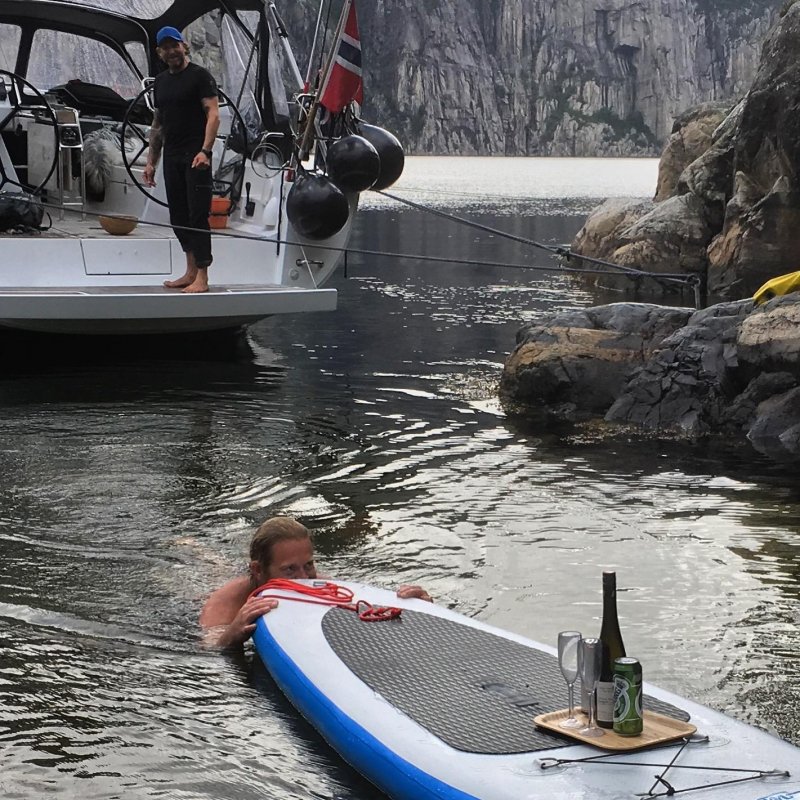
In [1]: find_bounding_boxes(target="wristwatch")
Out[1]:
[201,148,213,158]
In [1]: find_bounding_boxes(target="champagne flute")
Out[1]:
[578,637,604,738]
[557,631,583,729]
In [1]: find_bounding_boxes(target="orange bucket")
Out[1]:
[209,196,231,229]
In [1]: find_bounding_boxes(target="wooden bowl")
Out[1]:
[99,215,138,235]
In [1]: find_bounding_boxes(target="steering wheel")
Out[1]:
[120,83,248,209]
[0,69,59,194]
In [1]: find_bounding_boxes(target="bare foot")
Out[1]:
[182,274,209,293]
[164,272,196,289]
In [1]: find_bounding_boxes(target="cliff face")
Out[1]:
[569,0,800,300]
[347,0,779,156]
[4,0,780,157]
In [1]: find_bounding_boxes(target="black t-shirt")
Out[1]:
[153,62,217,156]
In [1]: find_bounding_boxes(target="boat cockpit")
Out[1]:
[0,0,289,226]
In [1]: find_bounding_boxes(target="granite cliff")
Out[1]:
[346,0,780,156]
[570,0,800,300]
[11,0,779,157]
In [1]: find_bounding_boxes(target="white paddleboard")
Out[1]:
[252,579,800,800]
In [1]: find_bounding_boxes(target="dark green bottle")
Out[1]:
[597,571,626,728]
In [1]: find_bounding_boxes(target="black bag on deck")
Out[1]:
[51,80,151,124]
[0,192,45,232]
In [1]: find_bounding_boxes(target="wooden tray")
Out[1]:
[534,708,697,751]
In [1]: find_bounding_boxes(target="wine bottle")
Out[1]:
[596,570,625,728]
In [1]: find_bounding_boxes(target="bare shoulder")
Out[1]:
[199,575,252,629]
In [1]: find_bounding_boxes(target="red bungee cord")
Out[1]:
[250,578,402,622]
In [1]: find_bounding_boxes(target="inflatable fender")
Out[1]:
[357,124,405,190]
[326,135,380,192]
[286,173,350,240]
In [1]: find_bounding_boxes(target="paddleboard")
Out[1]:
[252,579,800,800]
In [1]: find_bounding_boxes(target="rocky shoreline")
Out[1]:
[500,3,800,462]
[501,295,800,461]
[568,2,800,300]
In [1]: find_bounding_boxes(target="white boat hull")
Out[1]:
[0,284,336,334]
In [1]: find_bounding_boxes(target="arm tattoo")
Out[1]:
[148,111,163,165]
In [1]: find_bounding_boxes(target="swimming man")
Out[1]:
[200,516,432,649]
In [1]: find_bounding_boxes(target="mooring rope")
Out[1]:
[376,188,696,288]
[34,198,702,308]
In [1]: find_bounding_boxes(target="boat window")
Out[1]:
[183,12,224,83]
[0,24,20,73]
[124,42,148,79]
[219,12,265,143]
[58,0,174,18]
[27,30,141,98]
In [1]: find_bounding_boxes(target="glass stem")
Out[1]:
[567,684,575,718]
[587,689,596,728]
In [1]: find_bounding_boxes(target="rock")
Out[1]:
[705,3,800,295]
[351,0,777,156]
[724,371,798,432]
[737,299,800,372]
[605,300,751,436]
[571,198,656,262]
[655,101,733,201]
[747,387,800,458]
[500,303,692,420]
[676,103,743,228]
[502,293,800,459]
[570,193,715,295]
[616,193,716,276]
[570,5,800,300]
[708,175,800,297]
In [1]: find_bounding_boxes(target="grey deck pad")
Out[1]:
[322,607,690,755]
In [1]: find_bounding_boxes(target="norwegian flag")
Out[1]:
[319,0,363,114]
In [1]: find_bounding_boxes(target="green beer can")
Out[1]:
[613,657,643,735]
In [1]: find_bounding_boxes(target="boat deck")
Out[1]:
[0,283,296,294]
[10,211,263,241]
[5,211,172,240]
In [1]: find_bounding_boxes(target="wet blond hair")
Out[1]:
[250,516,310,569]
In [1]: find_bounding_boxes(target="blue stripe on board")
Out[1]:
[253,617,481,800]
[338,39,361,68]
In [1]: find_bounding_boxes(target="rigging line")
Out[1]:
[377,189,578,256]
[378,188,696,287]
[36,202,690,280]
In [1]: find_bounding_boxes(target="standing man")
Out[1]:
[143,26,220,294]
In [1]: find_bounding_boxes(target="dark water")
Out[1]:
[1,159,799,798]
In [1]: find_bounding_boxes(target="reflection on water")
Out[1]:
[0,157,798,798]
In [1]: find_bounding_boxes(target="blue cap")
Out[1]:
[156,26,184,46]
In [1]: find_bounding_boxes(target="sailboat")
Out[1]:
[0,0,402,334]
